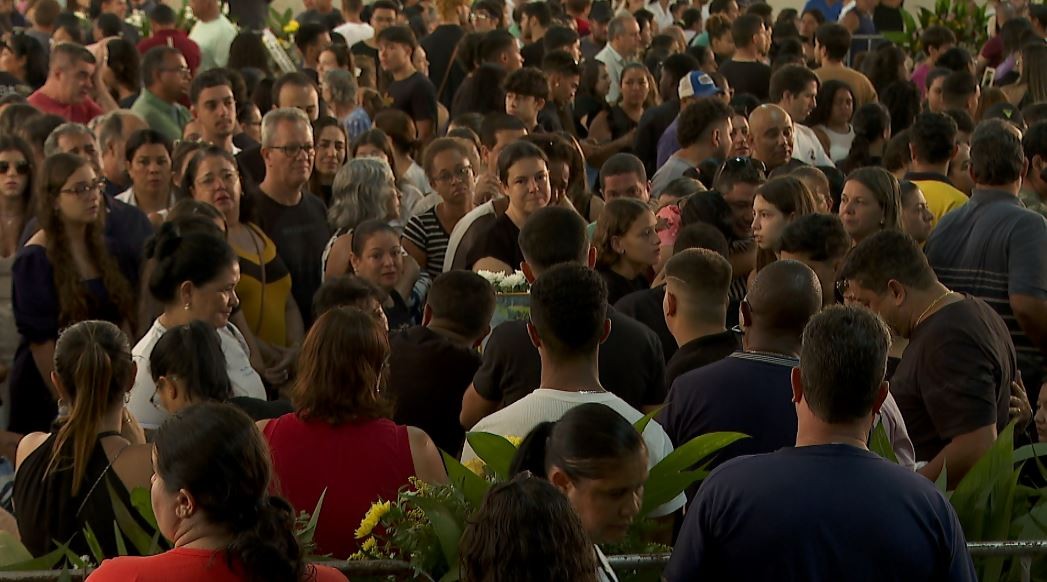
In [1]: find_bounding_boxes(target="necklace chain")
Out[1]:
[915,290,956,329]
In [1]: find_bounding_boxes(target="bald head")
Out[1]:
[746,259,822,337]
[748,104,794,170]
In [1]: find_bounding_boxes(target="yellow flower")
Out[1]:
[362,537,377,552]
[283,19,300,34]
[463,458,487,476]
[505,435,524,447]
[355,500,391,539]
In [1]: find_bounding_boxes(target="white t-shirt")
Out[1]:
[792,123,834,167]
[461,389,687,517]
[333,21,374,48]
[128,318,267,429]
[189,15,238,70]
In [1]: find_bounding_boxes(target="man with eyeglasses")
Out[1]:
[596,15,642,104]
[131,46,191,143]
[28,42,117,124]
[254,107,331,325]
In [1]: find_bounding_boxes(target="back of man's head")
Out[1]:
[909,112,957,165]
[150,3,177,25]
[971,119,1025,187]
[941,70,977,110]
[746,259,822,336]
[427,271,496,341]
[529,263,608,359]
[480,112,526,149]
[800,305,890,423]
[677,98,733,149]
[520,206,589,274]
[481,29,517,64]
[1024,121,1047,169]
[312,275,383,319]
[779,213,850,262]
[838,230,936,293]
[673,223,730,257]
[731,13,764,49]
[665,248,732,322]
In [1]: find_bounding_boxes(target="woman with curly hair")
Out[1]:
[11,153,136,434]
[808,80,855,162]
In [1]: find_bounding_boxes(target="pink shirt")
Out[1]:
[27,90,103,124]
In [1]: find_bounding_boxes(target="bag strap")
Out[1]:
[437,41,463,105]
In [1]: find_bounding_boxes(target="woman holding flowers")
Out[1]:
[259,306,447,558]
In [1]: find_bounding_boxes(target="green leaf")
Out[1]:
[113,522,128,556]
[1012,443,1047,465]
[82,522,105,564]
[868,422,898,464]
[935,460,948,494]
[648,432,748,478]
[0,531,33,567]
[107,479,157,555]
[633,405,665,434]
[411,496,463,577]
[129,487,158,531]
[640,469,708,516]
[466,432,518,481]
[297,488,327,549]
[442,451,491,508]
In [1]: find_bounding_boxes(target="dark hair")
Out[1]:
[935,46,973,72]
[921,25,956,52]
[292,306,391,423]
[124,128,172,163]
[882,129,912,174]
[779,213,849,262]
[909,112,957,164]
[544,25,579,53]
[312,275,384,319]
[840,103,891,174]
[800,306,890,423]
[942,108,974,136]
[141,45,181,87]
[460,475,598,582]
[455,64,508,116]
[713,156,766,193]
[521,1,552,26]
[228,32,274,77]
[862,43,907,90]
[845,167,904,232]
[708,0,735,15]
[677,98,733,149]
[599,152,647,189]
[594,197,651,269]
[104,38,140,93]
[520,206,589,271]
[970,119,1025,186]
[146,222,237,304]
[94,12,122,38]
[542,50,581,78]
[350,219,399,257]
[807,80,853,127]
[674,222,729,256]
[1022,103,1047,126]
[7,32,48,88]
[941,70,977,111]
[479,113,526,150]
[294,21,328,53]
[497,140,548,184]
[925,66,951,91]
[529,263,607,358]
[680,190,736,242]
[880,80,920,133]
[271,72,316,107]
[839,229,936,294]
[149,3,177,24]
[0,135,36,207]
[427,271,496,338]
[503,67,550,101]
[150,320,233,401]
[154,402,306,582]
[479,29,517,64]
[190,68,233,105]
[372,109,416,155]
[376,25,418,52]
[768,64,818,104]
[732,13,765,48]
[47,321,133,495]
[422,136,480,179]
[53,14,84,44]
[1024,121,1047,168]
[815,22,849,61]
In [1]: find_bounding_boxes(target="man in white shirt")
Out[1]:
[188,0,237,70]
[333,0,374,48]
[770,64,834,167]
[460,207,686,518]
[596,14,642,104]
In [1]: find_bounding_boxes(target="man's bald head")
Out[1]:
[745,259,822,337]
[748,104,794,170]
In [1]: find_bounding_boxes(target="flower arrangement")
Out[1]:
[125,9,150,39]
[476,270,529,294]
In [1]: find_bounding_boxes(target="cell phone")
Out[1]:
[982,66,997,87]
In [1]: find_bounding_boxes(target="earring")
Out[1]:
[124,392,130,404]
[183,302,190,311]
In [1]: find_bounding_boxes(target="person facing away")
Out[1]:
[459,260,685,518]
[664,305,977,582]
[840,230,1015,487]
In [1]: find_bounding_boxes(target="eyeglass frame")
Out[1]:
[268,143,316,157]
[432,165,474,184]
[59,177,106,197]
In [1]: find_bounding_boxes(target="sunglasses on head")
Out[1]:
[0,161,29,175]
[723,156,767,174]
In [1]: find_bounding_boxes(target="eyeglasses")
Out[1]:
[433,165,473,184]
[195,171,239,189]
[60,177,105,197]
[270,143,315,157]
[0,160,29,175]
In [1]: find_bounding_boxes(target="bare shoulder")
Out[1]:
[15,432,50,469]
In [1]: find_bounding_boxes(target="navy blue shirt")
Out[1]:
[666,444,976,582]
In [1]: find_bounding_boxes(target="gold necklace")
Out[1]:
[914,290,956,329]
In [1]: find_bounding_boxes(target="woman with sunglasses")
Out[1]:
[0,136,33,422]
[11,153,136,434]
[14,320,153,559]
[126,223,267,431]
[0,32,47,90]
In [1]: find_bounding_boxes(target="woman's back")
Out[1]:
[262,414,415,558]
[88,548,348,582]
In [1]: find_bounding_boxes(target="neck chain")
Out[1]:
[914,290,956,329]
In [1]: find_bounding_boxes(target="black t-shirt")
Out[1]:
[537,101,564,133]
[666,445,976,581]
[420,24,467,108]
[719,59,772,101]
[0,72,28,98]
[665,330,742,390]
[384,289,414,332]
[251,190,331,325]
[350,40,378,63]
[521,40,545,69]
[634,100,680,177]
[473,305,666,410]
[388,326,482,456]
[615,286,677,362]
[385,71,438,125]
[465,212,524,271]
[890,296,1015,462]
[597,265,650,306]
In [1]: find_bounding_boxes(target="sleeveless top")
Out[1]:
[231,223,293,347]
[262,414,415,558]
[816,124,856,162]
[13,432,147,558]
[607,106,640,144]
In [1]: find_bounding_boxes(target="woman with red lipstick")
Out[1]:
[594,198,662,305]
[183,146,304,389]
[11,153,136,434]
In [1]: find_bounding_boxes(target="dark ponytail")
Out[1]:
[509,403,647,482]
[840,103,891,175]
[154,402,305,582]
[146,220,237,304]
[150,320,233,403]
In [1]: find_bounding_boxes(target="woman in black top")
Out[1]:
[588,63,654,156]
[594,198,661,305]
[13,321,153,558]
[573,59,611,138]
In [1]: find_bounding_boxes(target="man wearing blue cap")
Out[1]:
[655,71,724,170]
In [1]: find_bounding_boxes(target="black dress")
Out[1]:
[597,265,650,306]
[13,432,151,558]
[606,106,640,154]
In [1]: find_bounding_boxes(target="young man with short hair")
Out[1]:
[539,51,582,136]
[378,25,438,142]
[352,0,399,75]
[1021,121,1047,219]
[719,13,771,101]
[904,112,967,226]
[503,67,550,133]
[190,68,238,154]
[294,22,331,72]
[911,26,956,99]
[651,97,733,198]
[813,22,877,106]
[520,1,553,68]
[940,70,980,120]
[771,64,833,167]
[924,67,951,112]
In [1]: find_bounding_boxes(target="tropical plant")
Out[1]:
[883,0,992,58]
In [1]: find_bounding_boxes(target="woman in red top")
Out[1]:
[88,402,346,582]
[259,306,448,558]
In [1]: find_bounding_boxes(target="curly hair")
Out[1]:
[38,154,135,329]
[328,157,396,232]
[460,475,598,582]
[594,197,653,270]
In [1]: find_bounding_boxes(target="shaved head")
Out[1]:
[748,104,794,170]
[746,259,822,336]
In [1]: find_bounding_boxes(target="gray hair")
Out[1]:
[328,157,396,231]
[607,15,637,41]
[261,107,311,147]
[44,122,94,157]
[93,111,142,151]
[323,69,358,107]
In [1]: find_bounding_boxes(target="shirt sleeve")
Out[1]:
[402,213,429,250]
[663,477,718,581]
[471,324,510,402]
[12,247,59,344]
[921,333,1003,440]
[1007,213,1047,298]
[411,75,438,123]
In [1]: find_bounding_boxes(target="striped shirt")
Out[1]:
[402,206,450,279]
[925,188,1047,370]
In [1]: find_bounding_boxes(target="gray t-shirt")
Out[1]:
[651,156,695,199]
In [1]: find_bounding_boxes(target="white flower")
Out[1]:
[476,270,506,286]
[501,271,527,291]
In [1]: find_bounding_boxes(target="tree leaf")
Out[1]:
[106,479,156,555]
[129,487,158,531]
[868,422,898,464]
[411,496,463,576]
[82,522,105,564]
[297,488,327,549]
[648,432,748,479]
[641,469,707,516]
[442,451,491,508]
[633,405,665,434]
[466,432,518,481]
[0,531,35,568]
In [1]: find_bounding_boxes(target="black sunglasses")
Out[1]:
[0,161,30,175]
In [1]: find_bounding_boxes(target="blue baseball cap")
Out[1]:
[678,71,723,100]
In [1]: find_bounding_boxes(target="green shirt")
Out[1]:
[130,89,190,143]
[1020,187,1047,219]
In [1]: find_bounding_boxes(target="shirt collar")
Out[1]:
[971,187,1023,205]
[904,170,954,186]
[729,350,800,367]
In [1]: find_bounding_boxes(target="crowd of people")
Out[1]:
[0,0,1044,577]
